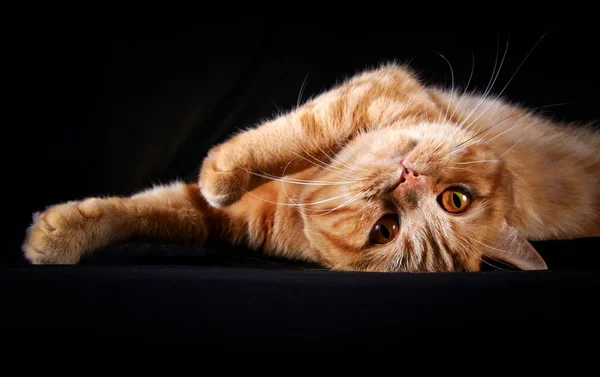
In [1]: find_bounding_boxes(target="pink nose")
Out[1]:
[399,166,420,186]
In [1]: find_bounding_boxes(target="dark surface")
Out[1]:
[2,264,599,367]
[5,12,600,366]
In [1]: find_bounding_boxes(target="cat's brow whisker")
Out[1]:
[440,114,520,161]
[458,32,548,136]
[455,34,508,135]
[446,102,570,160]
[448,49,476,122]
[480,120,523,144]
[434,52,456,123]
[431,37,506,157]
[297,72,310,108]
[497,135,526,158]
[431,50,477,154]
[452,112,523,150]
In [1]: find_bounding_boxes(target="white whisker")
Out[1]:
[457,237,514,272]
[457,35,510,134]
[435,52,455,123]
[498,135,526,158]
[466,235,521,269]
[291,148,360,179]
[302,191,366,217]
[458,33,548,137]
[240,167,366,185]
[242,188,354,208]
[453,159,499,165]
[297,72,310,108]
[445,166,479,173]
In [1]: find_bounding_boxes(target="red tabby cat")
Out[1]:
[22,63,600,271]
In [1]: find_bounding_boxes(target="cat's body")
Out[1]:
[22,64,600,271]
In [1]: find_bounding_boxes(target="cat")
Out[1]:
[21,63,600,272]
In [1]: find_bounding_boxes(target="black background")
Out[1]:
[3,9,600,365]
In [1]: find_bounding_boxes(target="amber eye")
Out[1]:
[437,187,472,213]
[369,214,400,244]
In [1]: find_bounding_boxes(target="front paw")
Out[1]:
[22,199,104,264]
[198,143,252,208]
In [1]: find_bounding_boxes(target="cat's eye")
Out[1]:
[437,187,472,214]
[369,214,400,244]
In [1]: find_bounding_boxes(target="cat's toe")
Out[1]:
[199,169,249,208]
[198,146,251,208]
[21,202,98,264]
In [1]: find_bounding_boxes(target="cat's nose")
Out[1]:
[399,166,420,186]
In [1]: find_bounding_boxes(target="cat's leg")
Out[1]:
[199,66,438,208]
[22,182,227,264]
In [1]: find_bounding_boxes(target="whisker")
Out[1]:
[448,49,476,122]
[497,135,526,158]
[443,102,570,160]
[297,72,310,108]
[431,50,476,154]
[441,113,523,160]
[240,167,366,185]
[284,116,360,179]
[434,52,456,123]
[280,158,302,207]
[466,235,522,269]
[302,190,366,217]
[269,97,282,114]
[480,120,523,144]
[242,188,354,208]
[453,159,499,165]
[445,166,479,173]
[457,35,510,134]
[432,35,508,159]
[458,32,548,136]
[291,148,360,179]
[457,237,514,272]
[453,112,524,150]
[328,145,369,174]
[312,141,364,174]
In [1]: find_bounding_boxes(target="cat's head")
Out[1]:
[298,121,547,272]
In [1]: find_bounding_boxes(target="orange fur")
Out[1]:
[22,63,600,271]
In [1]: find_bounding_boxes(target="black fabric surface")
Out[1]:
[6,12,600,366]
[2,265,599,367]
[3,240,600,366]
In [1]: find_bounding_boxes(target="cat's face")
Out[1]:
[299,120,541,272]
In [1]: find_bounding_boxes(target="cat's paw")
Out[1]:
[198,143,253,208]
[22,199,105,264]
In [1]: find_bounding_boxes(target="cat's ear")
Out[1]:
[485,221,548,271]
